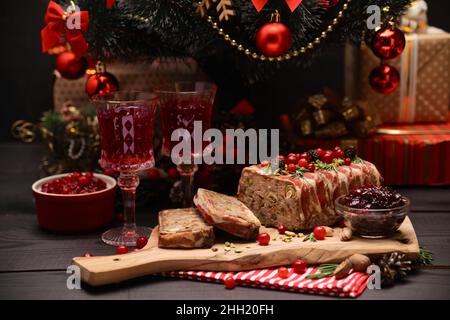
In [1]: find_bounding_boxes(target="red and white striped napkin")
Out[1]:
[162,267,369,298]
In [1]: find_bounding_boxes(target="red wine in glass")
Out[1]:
[158,82,217,207]
[93,91,158,246]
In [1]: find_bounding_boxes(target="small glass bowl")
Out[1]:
[334,195,410,239]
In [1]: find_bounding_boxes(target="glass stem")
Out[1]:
[117,172,139,233]
[177,164,198,208]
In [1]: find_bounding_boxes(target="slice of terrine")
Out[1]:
[158,208,215,248]
[193,188,261,240]
[237,161,382,230]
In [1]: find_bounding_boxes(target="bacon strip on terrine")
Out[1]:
[237,161,382,230]
[158,208,215,248]
[193,188,261,240]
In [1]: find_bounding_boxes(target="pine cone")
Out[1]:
[377,252,412,286]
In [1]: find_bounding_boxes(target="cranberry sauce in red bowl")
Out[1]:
[335,186,410,238]
[32,173,116,234]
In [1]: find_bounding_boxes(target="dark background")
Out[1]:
[1,0,449,140]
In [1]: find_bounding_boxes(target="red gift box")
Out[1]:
[294,118,450,186]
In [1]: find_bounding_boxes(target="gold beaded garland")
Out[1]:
[196,0,352,62]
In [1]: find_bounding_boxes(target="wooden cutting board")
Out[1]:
[73,217,420,286]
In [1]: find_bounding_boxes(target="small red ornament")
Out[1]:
[136,236,148,249]
[55,52,87,79]
[313,226,327,240]
[277,267,290,279]
[292,260,307,274]
[147,168,160,180]
[256,11,292,57]
[257,232,271,246]
[116,245,128,254]
[224,277,236,289]
[277,224,287,235]
[319,0,339,9]
[369,64,400,94]
[371,27,406,60]
[85,61,119,98]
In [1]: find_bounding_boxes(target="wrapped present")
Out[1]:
[53,58,205,111]
[347,27,450,124]
[293,117,450,186]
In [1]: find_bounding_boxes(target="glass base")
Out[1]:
[102,226,152,246]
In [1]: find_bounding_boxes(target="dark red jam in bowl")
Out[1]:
[41,172,107,195]
[341,186,406,210]
[335,186,409,238]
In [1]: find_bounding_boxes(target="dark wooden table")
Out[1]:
[1,142,449,300]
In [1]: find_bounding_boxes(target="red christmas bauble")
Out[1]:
[55,52,87,79]
[319,0,339,9]
[371,27,406,60]
[256,22,292,57]
[85,71,119,97]
[369,64,400,94]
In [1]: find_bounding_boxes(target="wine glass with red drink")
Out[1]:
[158,82,217,207]
[93,91,158,246]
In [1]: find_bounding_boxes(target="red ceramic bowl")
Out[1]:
[32,173,116,234]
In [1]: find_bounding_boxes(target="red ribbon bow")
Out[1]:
[251,0,303,12]
[41,1,89,57]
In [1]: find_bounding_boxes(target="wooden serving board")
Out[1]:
[73,217,420,286]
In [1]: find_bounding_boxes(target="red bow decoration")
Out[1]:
[251,0,303,12]
[41,1,89,57]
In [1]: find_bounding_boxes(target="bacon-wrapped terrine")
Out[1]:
[194,188,261,240]
[158,208,215,248]
[237,161,382,230]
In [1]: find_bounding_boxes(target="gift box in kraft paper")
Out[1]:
[347,27,450,124]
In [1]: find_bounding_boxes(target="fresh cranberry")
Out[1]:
[136,236,148,249]
[85,172,93,181]
[315,148,326,158]
[286,155,298,165]
[298,158,309,168]
[344,158,352,166]
[116,245,128,254]
[333,149,345,159]
[78,176,89,186]
[321,152,334,164]
[307,163,316,172]
[146,168,160,180]
[132,248,140,252]
[277,224,287,235]
[224,277,236,289]
[300,153,311,162]
[83,252,93,257]
[257,233,270,246]
[278,267,290,279]
[287,163,297,173]
[313,226,327,240]
[292,260,307,274]
[277,155,285,161]
[259,160,270,168]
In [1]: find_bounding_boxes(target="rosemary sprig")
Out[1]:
[352,156,364,164]
[303,232,317,242]
[306,264,338,279]
[416,247,433,265]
